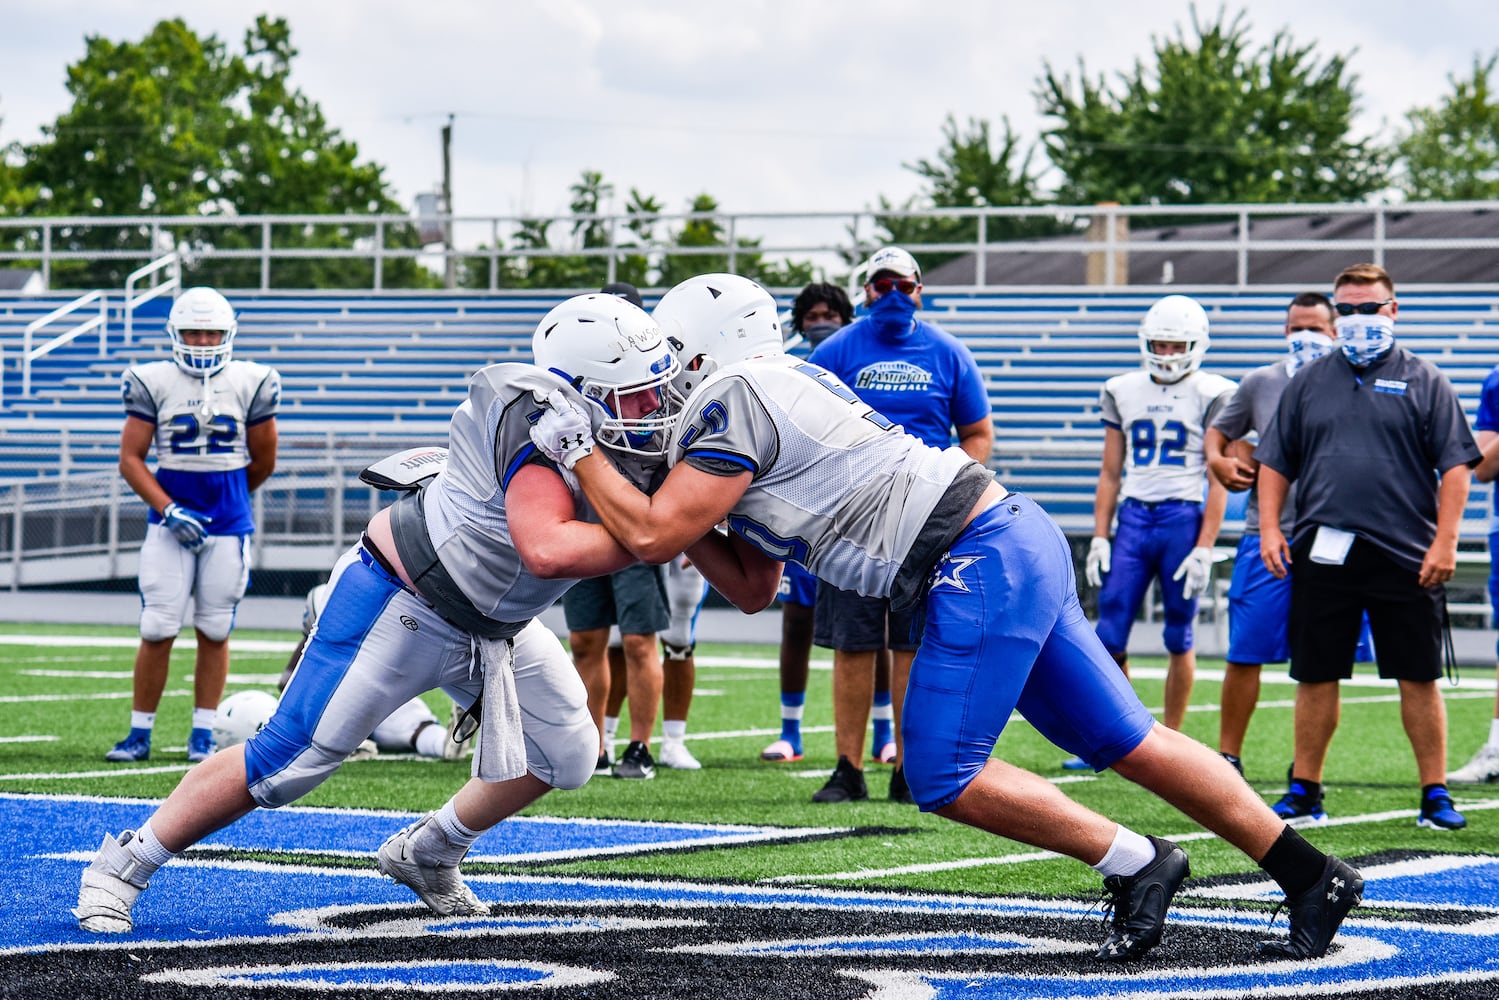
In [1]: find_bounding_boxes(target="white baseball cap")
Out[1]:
[865,246,921,281]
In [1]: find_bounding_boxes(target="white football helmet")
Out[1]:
[531,293,683,457]
[1138,294,1209,383]
[651,273,783,399]
[167,286,237,377]
[211,689,279,749]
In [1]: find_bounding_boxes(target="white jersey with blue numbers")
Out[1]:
[122,359,280,535]
[1099,369,1236,503]
[671,353,978,599]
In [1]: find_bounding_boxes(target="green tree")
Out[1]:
[1037,6,1385,206]
[876,114,1062,273]
[20,17,434,289]
[1396,53,1499,200]
[658,193,814,289]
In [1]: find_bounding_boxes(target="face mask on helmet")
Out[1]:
[166,287,237,377]
[651,273,784,400]
[1138,295,1210,383]
[532,294,685,458]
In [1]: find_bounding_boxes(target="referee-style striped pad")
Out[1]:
[6,793,1499,998]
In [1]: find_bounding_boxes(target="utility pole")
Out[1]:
[441,114,455,290]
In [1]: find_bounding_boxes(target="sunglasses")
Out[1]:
[869,276,919,296]
[1333,299,1393,316]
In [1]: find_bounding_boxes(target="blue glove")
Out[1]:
[162,502,212,553]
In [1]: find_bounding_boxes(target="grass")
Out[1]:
[3,619,1498,904]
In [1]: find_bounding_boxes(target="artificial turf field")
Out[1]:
[3,620,1499,998]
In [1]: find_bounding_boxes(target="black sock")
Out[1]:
[1289,777,1322,800]
[1259,826,1327,898]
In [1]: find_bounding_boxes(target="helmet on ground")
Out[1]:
[1138,294,1209,383]
[650,273,783,398]
[167,287,237,377]
[211,689,279,749]
[532,293,683,457]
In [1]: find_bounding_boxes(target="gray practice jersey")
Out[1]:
[1211,360,1297,535]
[1099,368,1236,503]
[422,363,655,623]
[672,354,987,599]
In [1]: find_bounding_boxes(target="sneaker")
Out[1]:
[1095,836,1191,962]
[873,741,898,765]
[888,766,915,805]
[760,738,802,762]
[375,814,489,916]
[1062,755,1092,771]
[104,728,152,763]
[74,831,149,933]
[440,702,470,760]
[187,727,216,763]
[659,739,701,771]
[1270,781,1328,826]
[1256,856,1363,959]
[1221,752,1244,776]
[1448,743,1499,784]
[613,741,656,780]
[1417,786,1467,831]
[593,750,613,776]
[347,738,379,762]
[812,755,869,803]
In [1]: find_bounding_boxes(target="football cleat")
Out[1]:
[812,756,869,803]
[186,728,217,763]
[74,832,150,934]
[1417,787,1466,831]
[658,739,701,771]
[888,766,915,805]
[346,739,379,762]
[376,814,489,917]
[1095,836,1191,962]
[1220,752,1244,777]
[1062,755,1092,771]
[594,750,613,776]
[1270,781,1328,826]
[760,738,802,763]
[1448,743,1499,785]
[104,729,152,763]
[613,741,656,780]
[1257,856,1363,959]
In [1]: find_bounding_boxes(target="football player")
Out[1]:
[105,287,280,765]
[533,273,1363,963]
[1084,295,1236,736]
[76,293,681,933]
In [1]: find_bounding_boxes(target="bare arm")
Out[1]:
[506,463,639,579]
[1204,426,1255,492]
[955,417,994,466]
[1092,427,1125,539]
[119,416,173,515]
[1257,465,1291,579]
[1196,473,1229,548]
[1420,463,1472,587]
[572,450,751,565]
[1474,430,1499,484]
[682,529,783,613]
[245,418,278,492]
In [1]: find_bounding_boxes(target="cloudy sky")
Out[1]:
[2,0,1493,244]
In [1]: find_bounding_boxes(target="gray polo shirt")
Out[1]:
[1255,345,1480,572]
[1212,360,1296,536]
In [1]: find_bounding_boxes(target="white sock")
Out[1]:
[192,707,217,731]
[413,800,480,867]
[780,704,804,722]
[603,715,620,744]
[414,722,448,758]
[128,819,177,877]
[1093,826,1158,877]
[663,720,687,742]
[1489,717,1499,746]
[130,711,156,731]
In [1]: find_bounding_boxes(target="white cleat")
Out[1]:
[659,739,702,771]
[376,814,489,916]
[74,832,148,934]
[1448,743,1499,784]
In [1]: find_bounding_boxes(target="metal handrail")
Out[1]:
[122,252,181,345]
[21,290,108,397]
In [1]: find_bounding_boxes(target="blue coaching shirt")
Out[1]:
[1478,365,1499,530]
[809,316,990,449]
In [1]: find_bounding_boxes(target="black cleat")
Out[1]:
[812,755,868,803]
[612,741,656,780]
[888,766,915,805]
[1257,855,1363,960]
[1095,836,1190,962]
[1220,752,1244,776]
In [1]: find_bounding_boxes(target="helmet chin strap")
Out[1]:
[198,369,218,419]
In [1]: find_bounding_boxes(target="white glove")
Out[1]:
[1084,537,1111,588]
[1172,545,1215,600]
[161,502,211,554]
[529,389,595,469]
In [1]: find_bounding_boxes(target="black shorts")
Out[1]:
[561,563,669,635]
[812,581,923,652]
[1288,532,1443,683]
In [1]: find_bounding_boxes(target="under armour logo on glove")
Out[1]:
[162,502,213,554]
[529,389,596,469]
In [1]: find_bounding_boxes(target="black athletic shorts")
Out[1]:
[812,581,923,652]
[1287,531,1443,683]
[561,563,669,635]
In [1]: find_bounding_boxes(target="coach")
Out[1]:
[1255,262,1479,831]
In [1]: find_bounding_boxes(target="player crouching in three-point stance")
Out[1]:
[76,294,682,933]
[531,273,1364,962]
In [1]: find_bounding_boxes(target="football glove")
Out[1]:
[1172,546,1215,600]
[1084,537,1111,588]
[529,389,595,470]
[162,502,212,554]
